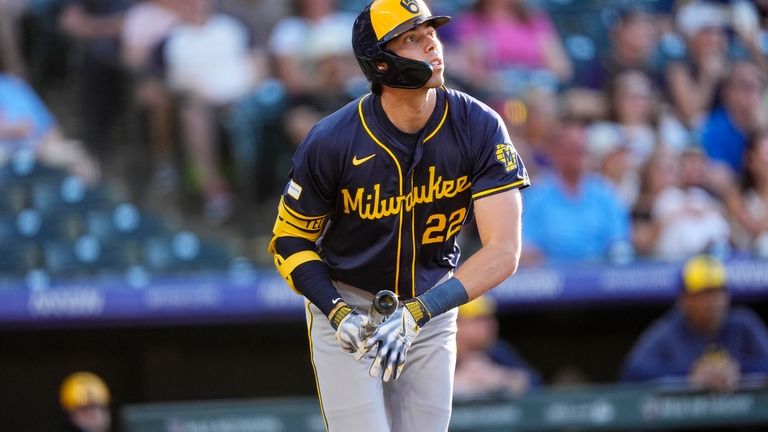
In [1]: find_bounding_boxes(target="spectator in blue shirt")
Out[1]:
[521,120,631,264]
[0,73,55,151]
[620,255,768,392]
[0,72,99,182]
[699,60,767,175]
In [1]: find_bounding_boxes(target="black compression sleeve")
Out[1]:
[274,237,342,317]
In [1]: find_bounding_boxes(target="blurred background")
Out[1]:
[1,0,768,430]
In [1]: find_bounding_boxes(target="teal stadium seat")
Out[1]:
[1,159,244,287]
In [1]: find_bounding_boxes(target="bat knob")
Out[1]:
[373,290,398,316]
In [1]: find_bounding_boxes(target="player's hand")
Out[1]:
[689,352,741,393]
[330,305,370,355]
[364,299,425,382]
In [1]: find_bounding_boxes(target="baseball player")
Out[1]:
[268,1,529,430]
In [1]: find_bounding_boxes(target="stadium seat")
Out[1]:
[43,241,80,277]
[0,184,30,214]
[0,159,242,288]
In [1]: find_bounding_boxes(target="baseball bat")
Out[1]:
[370,289,399,323]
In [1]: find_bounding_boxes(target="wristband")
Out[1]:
[417,277,468,324]
[329,305,353,331]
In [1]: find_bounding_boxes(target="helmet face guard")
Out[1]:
[353,0,450,89]
[355,49,435,90]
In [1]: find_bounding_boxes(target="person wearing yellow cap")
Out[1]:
[454,295,541,398]
[619,255,768,391]
[60,371,111,432]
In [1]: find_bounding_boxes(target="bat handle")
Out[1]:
[364,290,399,332]
[366,311,385,331]
[373,290,399,316]
[355,290,399,360]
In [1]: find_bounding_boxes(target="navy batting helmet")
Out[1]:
[352,0,450,90]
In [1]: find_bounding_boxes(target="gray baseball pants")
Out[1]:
[305,281,458,432]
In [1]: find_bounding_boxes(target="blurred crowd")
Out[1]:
[456,254,768,399]
[1,0,767,266]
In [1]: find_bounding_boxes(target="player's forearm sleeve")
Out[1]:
[273,237,342,317]
[412,277,469,326]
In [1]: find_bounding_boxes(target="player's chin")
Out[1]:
[426,72,445,89]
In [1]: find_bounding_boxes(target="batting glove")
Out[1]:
[330,305,370,355]
[365,299,430,382]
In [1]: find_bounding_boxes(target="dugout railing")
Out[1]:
[121,382,768,432]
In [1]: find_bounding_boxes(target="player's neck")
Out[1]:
[380,87,436,134]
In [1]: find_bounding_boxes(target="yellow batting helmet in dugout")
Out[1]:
[682,255,727,295]
[60,371,110,411]
[352,0,450,89]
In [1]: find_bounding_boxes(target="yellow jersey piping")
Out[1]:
[471,179,529,200]
[410,176,417,297]
[358,95,404,295]
[416,94,447,296]
[423,99,449,143]
[282,199,329,220]
[357,93,450,297]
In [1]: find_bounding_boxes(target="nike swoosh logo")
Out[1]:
[331,297,342,305]
[352,154,376,166]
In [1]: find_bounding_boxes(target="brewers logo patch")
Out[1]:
[495,143,518,172]
[400,0,420,13]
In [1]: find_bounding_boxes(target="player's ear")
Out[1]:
[375,61,388,73]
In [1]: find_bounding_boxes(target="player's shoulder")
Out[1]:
[301,97,365,149]
[729,306,766,328]
[444,87,484,107]
[642,309,686,341]
[444,87,503,121]
[444,87,496,113]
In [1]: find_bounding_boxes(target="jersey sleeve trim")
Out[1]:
[471,179,529,200]
[273,197,328,241]
[268,198,328,296]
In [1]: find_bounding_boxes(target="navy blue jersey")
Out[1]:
[281,87,529,298]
